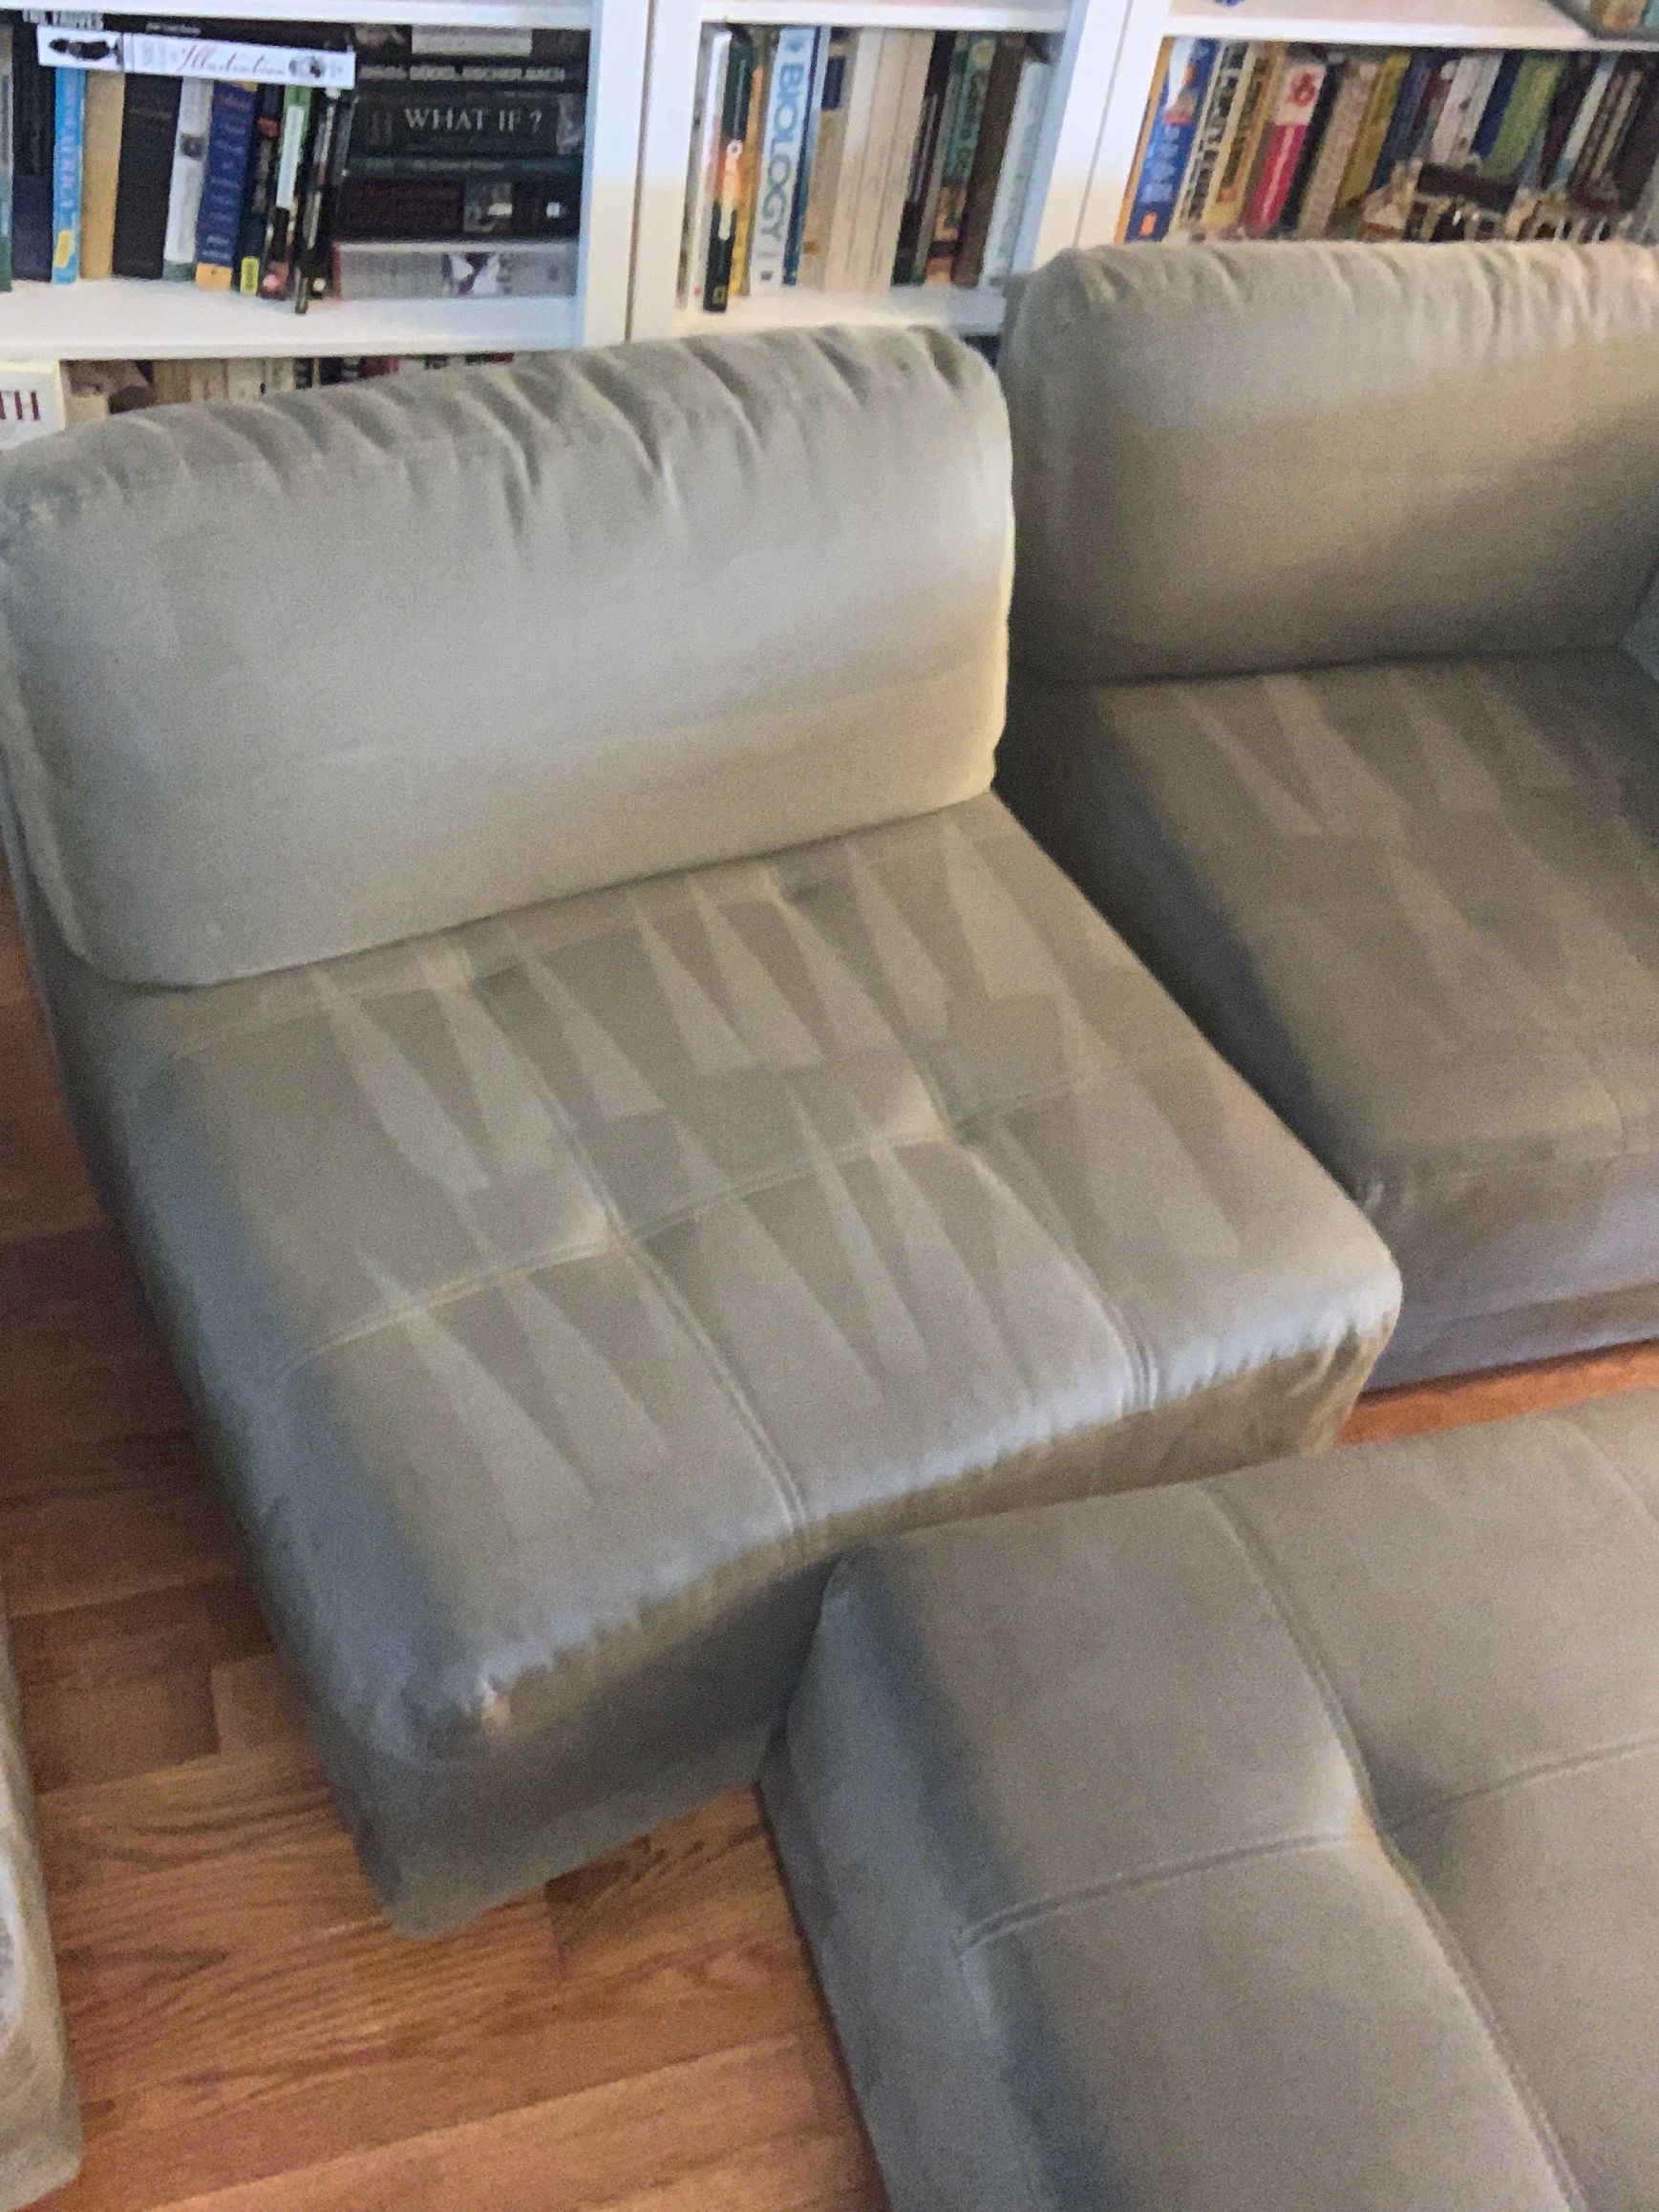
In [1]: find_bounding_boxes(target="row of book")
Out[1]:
[1123,40,1659,247]
[1,16,585,306]
[679,26,1052,308]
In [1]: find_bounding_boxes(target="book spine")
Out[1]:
[114,32,355,93]
[783,24,830,282]
[982,52,1049,282]
[236,81,283,293]
[869,31,932,288]
[51,58,83,282]
[795,27,851,286]
[925,31,997,271]
[1297,54,1375,235]
[1123,37,1215,244]
[160,73,211,280]
[77,64,121,279]
[702,29,754,310]
[1171,38,1246,235]
[1427,53,1482,165]
[331,237,575,299]
[1446,53,1503,167]
[0,25,11,290]
[290,85,340,310]
[954,32,1027,284]
[192,77,256,287]
[892,31,953,285]
[109,69,178,278]
[1278,57,1342,234]
[1244,52,1325,234]
[1366,47,1433,200]
[11,32,50,283]
[748,23,816,291]
[679,25,731,306]
[1487,54,1564,182]
[1612,65,1659,205]
[822,30,883,289]
[350,83,581,163]
[1202,43,1280,233]
[1331,47,1409,222]
[258,82,311,297]
[729,27,771,296]
[843,30,904,289]
[1470,51,1524,165]
[1551,53,1613,187]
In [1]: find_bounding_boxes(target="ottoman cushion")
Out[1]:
[766,1392,1659,2211]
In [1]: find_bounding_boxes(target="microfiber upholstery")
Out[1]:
[27,794,1396,1930]
[999,242,1659,1382]
[766,1391,1659,2212]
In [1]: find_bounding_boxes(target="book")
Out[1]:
[865,30,932,290]
[351,81,582,163]
[1296,54,1377,235]
[783,23,830,281]
[679,25,731,305]
[821,30,884,290]
[955,33,1027,285]
[0,26,11,289]
[1551,53,1613,188]
[78,65,121,279]
[160,74,211,280]
[1202,44,1280,233]
[1244,51,1326,234]
[1445,53,1503,167]
[925,32,996,273]
[840,30,905,289]
[1487,54,1564,182]
[109,68,179,278]
[331,236,576,297]
[748,24,817,292]
[51,58,83,283]
[1470,51,1524,166]
[290,84,340,310]
[702,27,755,310]
[335,165,578,240]
[1366,47,1435,200]
[1126,38,1212,243]
[258,81,311,296]
[1613,65,1659,210]
[193,78,256,287]
[892,32,954,286]
[11,26,51,282]
[1331,47,1410,222]
[1170,38,1246,235]
[981,51,1050,283]
[236,81,284,292]
[1278,57,1343,234]
[730,27,772,294]
[795,27,851,286]
[93,26,355,92]
[905,33,968,277]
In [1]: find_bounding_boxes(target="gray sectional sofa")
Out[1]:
[998,240,1659,1386]
[0,328,1397,1933]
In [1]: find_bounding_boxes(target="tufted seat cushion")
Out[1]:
[766,1391,1659,2212]
[31,794,1395,1931]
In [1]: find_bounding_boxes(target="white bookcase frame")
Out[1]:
[627,0,1141,340]
[1075,0,1653,247]
[0,0,650,358]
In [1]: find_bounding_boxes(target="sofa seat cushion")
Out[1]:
[39,795,1395,1931]
[766,1391,1659,2212]
[1001,648,1659,1384]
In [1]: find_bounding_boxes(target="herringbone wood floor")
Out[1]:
[6,869,1659,2211]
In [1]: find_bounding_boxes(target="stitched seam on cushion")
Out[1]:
[1390,1733,1659,1837]
[1202,1483,1591,2212]
[955,1830,1351,1954]
[1568,1412,1659,1551]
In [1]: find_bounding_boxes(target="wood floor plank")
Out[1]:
[1344,1337,1659,1443]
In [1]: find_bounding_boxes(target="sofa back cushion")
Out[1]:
[1001,241,1659,686]
[0,328,1010,986]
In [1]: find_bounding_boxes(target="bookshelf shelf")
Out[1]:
[0,277,583,360]
[1163,0,1648,50]
[672,282,1008,333]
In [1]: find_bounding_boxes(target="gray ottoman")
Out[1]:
[765,1393,1659,2211]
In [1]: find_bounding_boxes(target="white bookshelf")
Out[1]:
[0,0,649,360]
[1078,0,1648,245]
[628,0,1134,338]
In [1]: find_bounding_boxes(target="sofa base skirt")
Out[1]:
[1372,1283,1659,1390]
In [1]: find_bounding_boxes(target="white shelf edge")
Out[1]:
[1163,0,1653,47]
[708,0,1069,26]
[0,278,584,359]
[673,283,1006,334]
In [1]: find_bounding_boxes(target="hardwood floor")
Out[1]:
[5,871,1658,2212]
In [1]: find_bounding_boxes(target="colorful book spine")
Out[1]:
[1244,51,1326,234]
[1171,39,1246,235]
[784,24,831,282]
[1202,44,1281,234]
[953,32,1023,285]
[1297,54,1377,235]
[51,59,83,283]
[258,83,311,298]
[236,82,284,294]
[703,29,755,309]
[193,78,257,288]
[925,32,995,274]
[1333,47,1410,221]
[748,25,818,291]
[1487,53,1563,182]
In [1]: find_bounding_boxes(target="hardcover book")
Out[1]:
[747,24,817,291]
[1244,51,1326,233]
[11,28,52,282]
[702,27,755,309]
[193,77,256,286]
[1170,37,1246,235]
[160,74,212,279]
[78,65,123,278]
[110,68,181,277]
[1123,36,1214,243]
[1201,43,1280,232]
